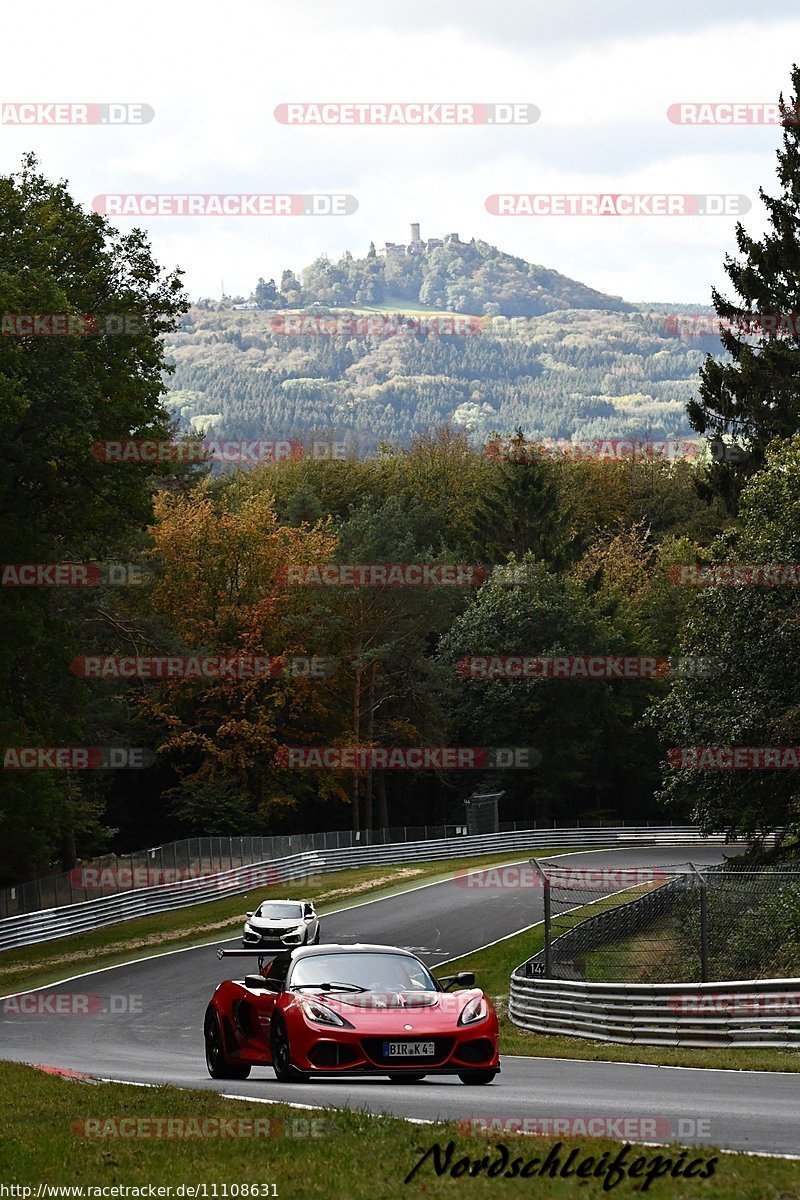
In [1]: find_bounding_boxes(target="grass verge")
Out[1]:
[2,1062,797,1196]
[0,847,576,996]
[583,915,680,983]
[442,912,800,1073]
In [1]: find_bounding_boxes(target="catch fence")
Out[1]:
[525,859,800,983]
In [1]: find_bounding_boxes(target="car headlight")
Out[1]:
[299,998,353,1028]
[458,994,488,1026]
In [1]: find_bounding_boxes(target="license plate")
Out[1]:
[383,1041,435,1057]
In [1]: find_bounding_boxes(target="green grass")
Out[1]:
[2,1062,798,1196]
[583,915,680,983]
[0,848,577,996]
[442,910,800,1073]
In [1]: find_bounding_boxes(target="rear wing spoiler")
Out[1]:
[217,947,286,972]
[217,949,281,958]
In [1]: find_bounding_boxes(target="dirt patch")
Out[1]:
[316,867,425,902]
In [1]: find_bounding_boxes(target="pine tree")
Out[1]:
[688,65,800,511]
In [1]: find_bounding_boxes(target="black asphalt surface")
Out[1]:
[3,845,799,1158]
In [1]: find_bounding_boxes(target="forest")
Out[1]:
[3,78,800,886]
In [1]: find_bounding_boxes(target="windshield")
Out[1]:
[288,952,438,992]
[254,902,304,920]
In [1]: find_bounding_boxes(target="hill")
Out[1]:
[163,239,720,453]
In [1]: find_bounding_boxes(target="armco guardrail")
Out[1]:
[0,821,673,918]
[0,826,726,951]
[508,974,800,1048]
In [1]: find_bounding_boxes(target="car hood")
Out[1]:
[247,916,304,928]
[293,988,485,1020]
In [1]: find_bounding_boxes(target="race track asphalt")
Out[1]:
[3,844,798,1157]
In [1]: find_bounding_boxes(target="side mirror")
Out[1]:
[438,971,475,991]
[245,911,254,917]
[244,975,281,991]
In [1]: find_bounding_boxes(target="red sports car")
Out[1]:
[204,943,500,1084]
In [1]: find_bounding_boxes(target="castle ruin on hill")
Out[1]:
[378,223,461,257]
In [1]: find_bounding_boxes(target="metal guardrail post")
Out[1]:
[689,862,709,982]
[529,859,551,976]
[699,884,709,982]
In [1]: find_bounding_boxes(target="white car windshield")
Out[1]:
[288,952,437,992]
[254,902,304,919]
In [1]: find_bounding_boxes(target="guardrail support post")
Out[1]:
[689,862,709,982]
[530,859,552,977]
[699,881,709,981]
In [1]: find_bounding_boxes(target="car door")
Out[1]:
[254,955,290,1060]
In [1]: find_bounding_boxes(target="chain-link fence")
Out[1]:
[529,859,800,983]
[0,815,636,919]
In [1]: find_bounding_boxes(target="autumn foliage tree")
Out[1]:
[139,478,341,831]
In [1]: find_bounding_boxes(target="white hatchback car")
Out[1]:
[242,899,320,948]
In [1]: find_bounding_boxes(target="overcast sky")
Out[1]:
[3,2,799,303]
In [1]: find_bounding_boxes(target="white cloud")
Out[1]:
[0,0,797,301]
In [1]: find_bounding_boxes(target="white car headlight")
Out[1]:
[458,994,488,1026]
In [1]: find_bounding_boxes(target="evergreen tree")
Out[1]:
[473,429,570,566]
[688,65,800,511]
[255,277,279,308]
